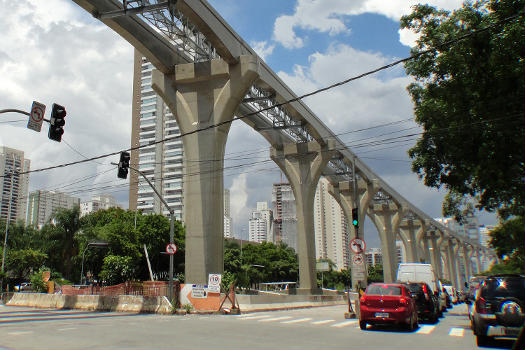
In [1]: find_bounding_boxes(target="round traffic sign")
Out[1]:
[352,254,364,265]
[350,238,366,254]
[166,243,177,255]
[31,104,45,122]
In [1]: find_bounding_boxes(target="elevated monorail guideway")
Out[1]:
[72,0,491,289]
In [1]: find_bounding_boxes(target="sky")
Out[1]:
[0,0,497,248]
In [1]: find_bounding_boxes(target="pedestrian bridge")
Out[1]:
[71,0,495,293]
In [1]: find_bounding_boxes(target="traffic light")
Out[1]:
[117,151,130,179]
[352,208,359,228]
[48,103,66,142]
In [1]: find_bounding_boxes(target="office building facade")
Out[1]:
[272,183,297,251]
[0,146,30,223]
[27,190,80,227]
[129,51,184,219]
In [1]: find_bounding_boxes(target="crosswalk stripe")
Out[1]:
[259,316,293,322]
[281,318,313,324]
[311,319,335,325]
[331,320,358,328]
[416,325,436,334]
[449,328,465,337]
[238,315,271,320]
[8,331,33,336]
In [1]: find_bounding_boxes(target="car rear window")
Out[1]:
[406,283,423,293]
[366,285,403,296]
[480,278,525,299]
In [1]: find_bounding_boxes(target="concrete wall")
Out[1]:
[5,293,172,314]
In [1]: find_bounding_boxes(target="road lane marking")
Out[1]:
[7,331,33,336]
[331,320,358,328]
[237,313,256,317]
[281,318,313,324]
[449,328,465,337]
[259,316,293,322]
[311,319,335,325]
[57,328,77,332]
[239,315,271,320]
[416,325,436,334]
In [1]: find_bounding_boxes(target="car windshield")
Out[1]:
[481,278,525,299]
[366,285,403,296]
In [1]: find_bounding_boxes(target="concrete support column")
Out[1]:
[271,140,335,294]
[399,219,421,263]
[462,245,473,289]
[446,241,460,290]
[429,231,444,280]
[152,56,259,284]
[475,249,482,274]
[369,203,405,283]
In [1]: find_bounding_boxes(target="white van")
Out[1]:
[396,263,439,294]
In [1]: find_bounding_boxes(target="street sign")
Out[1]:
[208,273,222,293]
[316,261,330,272]
[165,243,177,255]
[27,101,45,132]
[352,254,364,265]
[350,238,366,254]
[191,284,207,298]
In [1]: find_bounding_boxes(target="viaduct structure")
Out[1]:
[72,0,496,293]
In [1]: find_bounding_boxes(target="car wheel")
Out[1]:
[476,335,490,347]
[413,314,419,330]
[359,321,367,330]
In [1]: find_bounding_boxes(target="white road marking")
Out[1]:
[449,328,465,337]
[8,331,33,336]
[281,318,313,324]
[311,319,335,325]
[416,325,436,334]
[57,327,77,332]
[259,316,293,322]
[239,315,272,320]
[331,320,358,328]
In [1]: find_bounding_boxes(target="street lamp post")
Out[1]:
[113,162,176,302]
[80,242,109,285]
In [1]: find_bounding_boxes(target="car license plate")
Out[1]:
[375,312,389,318]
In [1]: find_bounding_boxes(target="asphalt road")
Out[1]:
[0,303,517,350]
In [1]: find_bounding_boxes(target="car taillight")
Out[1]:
[399,297,408,306]
[360,296,366,305]
[422,285,430,300]
[476,297,490,314]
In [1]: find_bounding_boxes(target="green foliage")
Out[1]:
[367,264,384,283]
[7,249,47,283]
[99,255,136,285]
[488,216,524,272]
[30,268,50,293]
[318,268,351,290]
[223,240,298,289]
[401,0,525,218]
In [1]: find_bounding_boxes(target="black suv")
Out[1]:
[405,282,439,323]
[470,275,525,347]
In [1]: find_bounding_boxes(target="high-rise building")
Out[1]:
[80,194,119,217]
[27,190,80,227]
[435,214,480,242]
[365,248,383,266]
[313,177,350,271]
[0,146,30,223]
[248,202,273,243]
[272,183,297,251]
[479,225,495,248]
[224,189,232,238]
[129,51,184,219]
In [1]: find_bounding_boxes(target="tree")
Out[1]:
[7,249,47,284]
[488,216,524,273]
[401,0,525,220]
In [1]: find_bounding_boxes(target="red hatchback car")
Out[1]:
[359,283,418,331]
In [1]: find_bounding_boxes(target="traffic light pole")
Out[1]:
[115,163,175,302]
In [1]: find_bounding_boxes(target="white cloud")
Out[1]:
[0,0,133,205]
[398,28,421,48]
[229,173,248,220]
[273,0,463,48]
[251,40,275,61]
